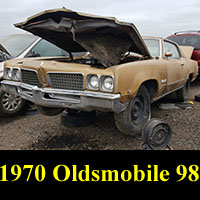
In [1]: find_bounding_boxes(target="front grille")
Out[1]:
[21,69,41,87]
[47,73,84,91]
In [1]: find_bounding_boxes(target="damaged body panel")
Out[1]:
[15,8,151,67]
[1,8,198,136]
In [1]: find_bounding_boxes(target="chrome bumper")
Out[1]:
[1,80,126,113]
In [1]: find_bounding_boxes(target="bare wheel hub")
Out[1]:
[131,96,144,125]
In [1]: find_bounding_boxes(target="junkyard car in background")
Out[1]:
[0,34,68,116]
[167,31,200,72]
[1,8,198,136]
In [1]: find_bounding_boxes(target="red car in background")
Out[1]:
[167,31,200,72]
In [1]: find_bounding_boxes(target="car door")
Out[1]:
[163,40,187,92]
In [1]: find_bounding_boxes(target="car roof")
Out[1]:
[143,36,163,40]
[169,30,200,37]
[143,36,181,48]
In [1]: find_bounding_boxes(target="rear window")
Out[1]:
[167,35,200,50]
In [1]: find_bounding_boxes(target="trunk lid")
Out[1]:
[180,46,194,59]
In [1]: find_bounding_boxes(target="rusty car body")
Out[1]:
[1,8,198,135]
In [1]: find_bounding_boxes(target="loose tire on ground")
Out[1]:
[61,109,96,127]
[142,118,172,150]
[0,87,27,117]
[114,85,151,136]
[36,105,64,116]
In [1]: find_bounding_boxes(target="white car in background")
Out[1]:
[0,34,68,116]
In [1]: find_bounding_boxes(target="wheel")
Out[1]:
[36,105,64,116]
[0,87,27,117]
[142,118,172,150]
[61,109,96,127]
[114,85,151,136]
[176,80,190,102]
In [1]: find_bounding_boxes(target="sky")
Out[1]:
[0,0,200,38]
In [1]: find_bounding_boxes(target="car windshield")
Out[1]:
[167,35,200,50]
[0,34,38,57]
[143,39,160,57]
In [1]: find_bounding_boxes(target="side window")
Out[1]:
[163,41,181,59]
[26,39,69,57]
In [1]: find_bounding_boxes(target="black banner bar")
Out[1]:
[0,150,199,185]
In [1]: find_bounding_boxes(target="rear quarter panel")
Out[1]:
[186,59,198,81]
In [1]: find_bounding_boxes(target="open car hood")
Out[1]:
[15,8,151,67]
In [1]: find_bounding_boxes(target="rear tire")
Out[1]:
[36,105,64,116]
[114,85,151,136]
[176,80,190,102]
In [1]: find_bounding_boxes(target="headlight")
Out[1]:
[87,75,99,90]
[12,68,21,81]
[101,76,114,92]
[4,68,12,80]
[4,67,21,81]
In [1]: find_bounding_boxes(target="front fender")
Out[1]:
[113,60,166,102]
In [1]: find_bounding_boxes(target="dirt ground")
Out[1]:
[1,78,200,150]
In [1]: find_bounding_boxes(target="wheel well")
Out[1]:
[141,80,158,98]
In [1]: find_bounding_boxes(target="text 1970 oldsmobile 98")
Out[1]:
[1,8,198,136]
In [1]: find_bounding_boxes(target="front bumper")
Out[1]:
[1,80,126,113]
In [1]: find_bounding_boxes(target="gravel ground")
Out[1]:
[0,78,200,150]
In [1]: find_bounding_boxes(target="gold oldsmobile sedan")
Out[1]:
[1,8,198,136]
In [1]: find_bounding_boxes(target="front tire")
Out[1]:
[114,85,151,136]
[0,87,27,117]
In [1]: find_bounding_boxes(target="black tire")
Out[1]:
[195,94,200,102]
[61,109,96,127]
[142,118,172,150]
[36,105,64,116]
[0,87,27,117]
[114,85,151,136]
[176,80,190,102]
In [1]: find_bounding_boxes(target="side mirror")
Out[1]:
[165,52,172,58]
